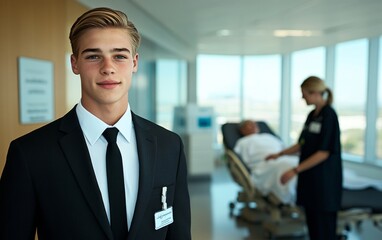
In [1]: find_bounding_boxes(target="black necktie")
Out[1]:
[103,127,128,240]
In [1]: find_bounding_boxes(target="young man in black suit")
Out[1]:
[0,7,191,240]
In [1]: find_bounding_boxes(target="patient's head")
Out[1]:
[239,120,259,136]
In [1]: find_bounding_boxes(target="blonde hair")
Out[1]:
[301,76,333,105]
[69,7,141,57]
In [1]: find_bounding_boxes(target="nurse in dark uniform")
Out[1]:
[266,76,342,240]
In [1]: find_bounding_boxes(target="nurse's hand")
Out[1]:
[280,169,296,185]
[265,153,280,161]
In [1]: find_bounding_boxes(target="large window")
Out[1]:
[197,55,241,123]
[195,36,381,167]
[243,55,281,132]
[334,39,368,158]
[291,47,325,143]
[378,37,382,160]
[156,59,187,130]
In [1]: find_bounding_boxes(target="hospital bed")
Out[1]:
[221,121,382,239]
[222,122,307,238]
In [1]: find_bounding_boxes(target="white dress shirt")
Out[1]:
[76,102,139,229]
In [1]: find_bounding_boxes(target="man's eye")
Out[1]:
[115,55,128,60]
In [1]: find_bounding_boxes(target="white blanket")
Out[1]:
[234,133,284,167]
[234,133,298,204]
[343,168,382,191]
[234,133,382,205]
[252,155,298,204]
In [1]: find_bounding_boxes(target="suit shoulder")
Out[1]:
[12,117,64,145]
[132,113,180,139]
[12,107,79,145]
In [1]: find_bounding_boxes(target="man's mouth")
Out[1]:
[97,80,121,88]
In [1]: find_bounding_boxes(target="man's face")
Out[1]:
[71,28,138,110]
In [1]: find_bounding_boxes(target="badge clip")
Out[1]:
[161,186,167,210]
[154,186,174,230]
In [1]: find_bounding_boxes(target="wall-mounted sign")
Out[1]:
[18,57,54,124]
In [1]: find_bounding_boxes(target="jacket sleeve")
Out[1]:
[165,138,192,240]
[0,141,37,240]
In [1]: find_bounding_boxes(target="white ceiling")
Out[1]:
[79,0,382,58]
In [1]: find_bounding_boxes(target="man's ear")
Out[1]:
[70,54,80,75]
[132,53,139,73]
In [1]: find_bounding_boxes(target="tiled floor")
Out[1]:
[189,165,382,240]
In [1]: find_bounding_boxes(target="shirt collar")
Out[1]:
[76,102,133,145]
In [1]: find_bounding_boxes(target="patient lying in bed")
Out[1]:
[234,120,382,205]
[234,120,298,204]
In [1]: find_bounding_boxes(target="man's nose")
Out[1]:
[100,58,115,75]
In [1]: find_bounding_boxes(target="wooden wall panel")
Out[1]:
[0,0,88,175]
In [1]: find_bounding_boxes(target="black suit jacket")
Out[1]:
[0,107,191,240]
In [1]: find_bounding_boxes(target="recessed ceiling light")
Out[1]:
[273,30,315,37]
[217,29,232,36]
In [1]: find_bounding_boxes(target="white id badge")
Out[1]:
[154,207,174,230]
[309,122,321,133]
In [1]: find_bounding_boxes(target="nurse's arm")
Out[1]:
[280,150,329,184]
[294,150,330,174]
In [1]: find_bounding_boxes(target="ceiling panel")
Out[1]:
[79,0,382,56]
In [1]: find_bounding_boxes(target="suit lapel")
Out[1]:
[58,108,113,240]
[128,114,156,240]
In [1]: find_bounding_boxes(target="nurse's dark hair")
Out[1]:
[301,76,333,105]
[69,7,141,57]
